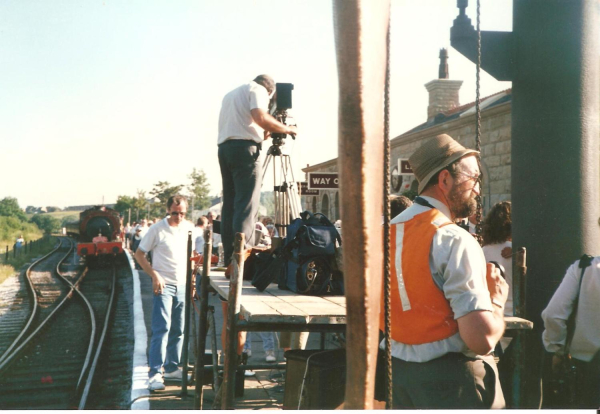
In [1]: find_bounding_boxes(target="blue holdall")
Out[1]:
[279,211,343,296]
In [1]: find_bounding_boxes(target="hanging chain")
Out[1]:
[474,0,483,244]
[383,7,393,410]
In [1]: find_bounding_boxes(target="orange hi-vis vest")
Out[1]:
[380,208,459,345]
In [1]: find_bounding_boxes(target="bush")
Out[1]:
[30,214,61,235]
[0,216,42,248]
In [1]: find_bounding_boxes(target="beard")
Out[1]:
[448,185,477,219]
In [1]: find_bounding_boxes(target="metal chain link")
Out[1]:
[383,8,393,410]
[474,0,483,244]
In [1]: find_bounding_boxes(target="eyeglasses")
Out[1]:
[454,171,482,182]
[170,212,187,216]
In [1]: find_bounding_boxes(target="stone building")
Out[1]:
[302,49,512,217]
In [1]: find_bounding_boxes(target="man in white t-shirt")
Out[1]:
[217,74,297,267]
[134,195,195,391]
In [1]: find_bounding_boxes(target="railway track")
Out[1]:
[0,237,122,409]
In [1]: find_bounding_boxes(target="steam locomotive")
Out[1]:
[66,206,124,261]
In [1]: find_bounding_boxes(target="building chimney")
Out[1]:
[425,48,462,121]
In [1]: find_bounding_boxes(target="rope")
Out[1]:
[383,6,393,409]
[474,0,483,243]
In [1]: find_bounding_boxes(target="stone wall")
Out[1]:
[391,101,512,212]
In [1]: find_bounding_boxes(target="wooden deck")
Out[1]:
[209,272,532,331]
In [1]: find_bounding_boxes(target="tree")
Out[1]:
[260,192,275,217]
[150,181,184,206]
[30,214,61,235]
[188,168,211,210]
[46,206,61,213]
[0,197,27,221]
[114,195,135,215]
[60,215,78,227]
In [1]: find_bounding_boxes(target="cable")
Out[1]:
[297,350,330,410]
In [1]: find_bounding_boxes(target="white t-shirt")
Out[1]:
[138,218,195,286]
[195,228,205,255]
[217,81,270,145]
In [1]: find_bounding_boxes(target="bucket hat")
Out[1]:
[409,134,479,194]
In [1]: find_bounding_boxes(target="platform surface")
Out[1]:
[209,272,347,325]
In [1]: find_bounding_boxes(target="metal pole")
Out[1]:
[180,232,193,396]
[221,233,245,409]
[194,228,213,409]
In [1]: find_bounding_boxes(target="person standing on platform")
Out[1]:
[542,256,600,408]
[382,134,508,409]
[134,195,195,391]
[217,74,297,269]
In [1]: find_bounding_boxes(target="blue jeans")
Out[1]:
[148,284,186,377]
[244,332,275,352]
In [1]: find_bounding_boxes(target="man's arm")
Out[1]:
[134,248,166,295]
[251,108,297,137]
[457,263,508,355]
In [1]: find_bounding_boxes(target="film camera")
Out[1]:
[270,83,296,148]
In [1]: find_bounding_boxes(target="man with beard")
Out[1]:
[380,134,509,408]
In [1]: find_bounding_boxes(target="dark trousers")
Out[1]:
[391,353,505,409]
[218,140,261,266]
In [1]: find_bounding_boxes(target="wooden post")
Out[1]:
[180,232,193,396]
[194,228,213,409]
[333,1,389,408]
[5,246,8,261]
[512,247,527,407]
[221,233,245,409]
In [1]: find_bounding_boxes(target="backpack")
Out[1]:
[278,211,343,296]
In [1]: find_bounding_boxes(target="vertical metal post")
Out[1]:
[180,232,193,396]
[194,228,213,409]
[221,233,245,409]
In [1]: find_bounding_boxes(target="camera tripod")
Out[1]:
[262,142,302,238]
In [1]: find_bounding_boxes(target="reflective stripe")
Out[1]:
[395,224,411,311]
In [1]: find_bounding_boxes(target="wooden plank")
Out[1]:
[505,316,534,330]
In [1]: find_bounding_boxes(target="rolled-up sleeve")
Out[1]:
[431,227,493,320]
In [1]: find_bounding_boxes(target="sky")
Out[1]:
[0,0,513,209]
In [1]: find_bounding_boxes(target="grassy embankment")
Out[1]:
[0,210,80,286]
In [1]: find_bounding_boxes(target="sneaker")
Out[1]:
[163,368,191,382]
[244,349,252,358]
[244,370,256,377]
[148,373,165,391]
[265,350,276,362]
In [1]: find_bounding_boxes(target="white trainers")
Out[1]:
[244,349,252,357]
[244,370,256,377]
[163,368,191,382]
[148,373,165,391]
[265,350,276,362]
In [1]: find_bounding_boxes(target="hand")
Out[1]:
[486,262,509,307]
[501,246,512,259]
[263,130,271,140]
[287,125,298,137]
[152,273,166,295]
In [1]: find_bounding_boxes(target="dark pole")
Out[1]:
[511,1,600,404]
[194,228,213,409]
[180,232,193,396]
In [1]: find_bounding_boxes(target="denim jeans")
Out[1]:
[148,284,186,377]
[244,332,275,352]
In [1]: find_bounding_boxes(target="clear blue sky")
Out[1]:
[0,0,512,209]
